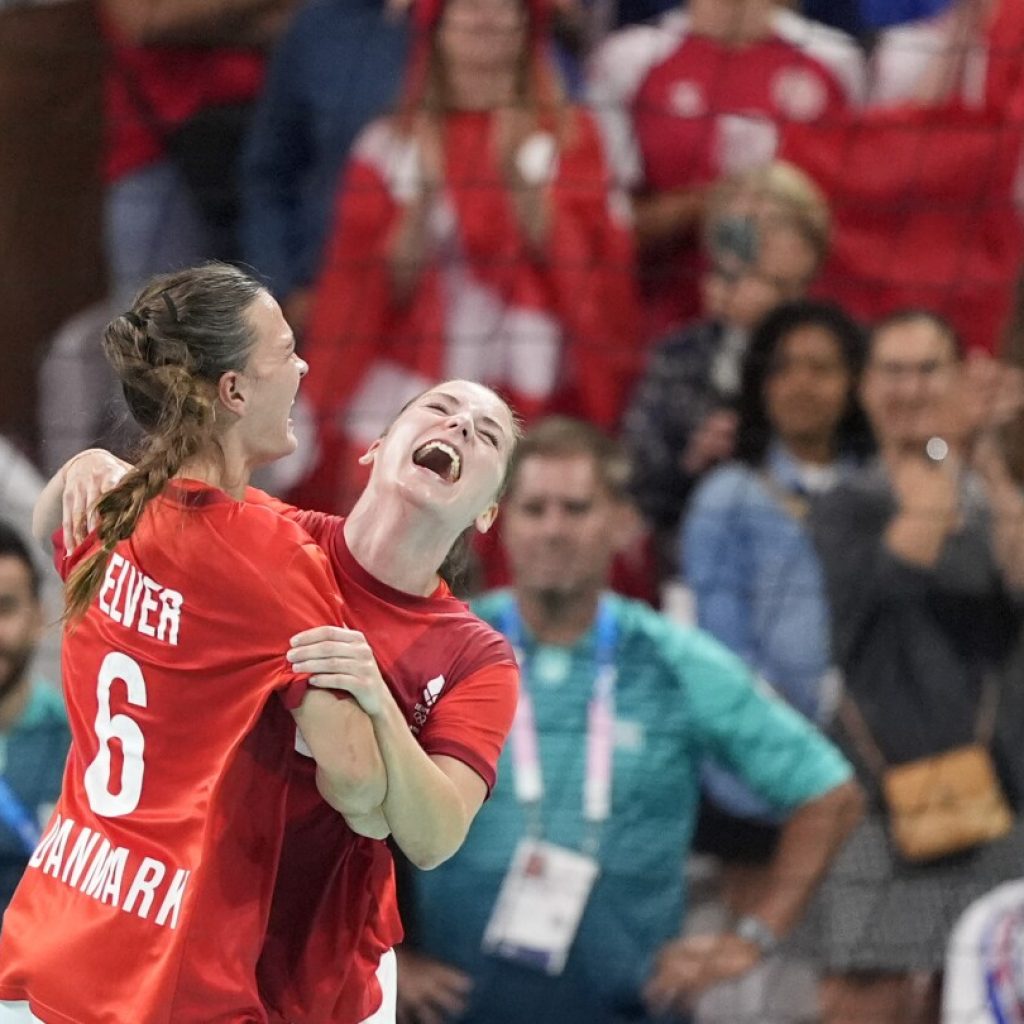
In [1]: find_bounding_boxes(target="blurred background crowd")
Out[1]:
[1,0,1024,1021]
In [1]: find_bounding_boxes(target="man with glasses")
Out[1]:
[807,309,1024,1024]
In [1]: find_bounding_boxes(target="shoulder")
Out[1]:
[614,594,749,682]
[874,14,948,57]
[612,592,688,653]
[562,106,605,155]
[809,471,890,542]
[215,502,334,592]
[691,463,761,507]
[588,11,691,101]
[420,591,517,679]
[352,116,404,158]
[645,321,719,371]
[445,600,517,669]
[772,9,867,100]
[228,497,316,549]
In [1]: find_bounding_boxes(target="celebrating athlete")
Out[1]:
[44,378,523,1023]
[0,264,382,1024]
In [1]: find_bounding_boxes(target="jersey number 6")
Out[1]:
[83,651,148,817]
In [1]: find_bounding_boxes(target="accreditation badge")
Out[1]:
[481,838,599,976]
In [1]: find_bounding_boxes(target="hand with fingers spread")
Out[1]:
[396,947,473,1024]
[288,626,392,717]
[56,449,132,551]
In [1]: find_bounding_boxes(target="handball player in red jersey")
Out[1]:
[48,380,523,1024]
[0,265,386,1024]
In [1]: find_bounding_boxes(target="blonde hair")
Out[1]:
[65,263,265,620]
[705,160,832,269]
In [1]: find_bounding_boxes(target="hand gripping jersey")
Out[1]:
[0,482,345,1024]
[251,492,519,1024]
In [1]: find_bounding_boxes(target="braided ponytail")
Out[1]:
[65,263,263,619]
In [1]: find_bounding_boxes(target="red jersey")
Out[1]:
[251,492,519,1024]
[0,482,345,1024]
[589,8,865,334]
[102,16,265,182]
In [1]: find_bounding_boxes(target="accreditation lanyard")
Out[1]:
[501,596,618,854]
[0,737,42,856]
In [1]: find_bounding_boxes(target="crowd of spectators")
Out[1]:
[2,0,1024,1021]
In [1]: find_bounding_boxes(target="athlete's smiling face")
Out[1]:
[362,380,517,533]
[231,291,308,467]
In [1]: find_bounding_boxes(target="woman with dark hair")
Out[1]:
[681,300,869,861]
[0,263,381,1023]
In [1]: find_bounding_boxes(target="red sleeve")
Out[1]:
[50,526,68,579]
[268,540,347,710]
[417,661,519,794]
[244,486,341,549]
[50,526,100,581]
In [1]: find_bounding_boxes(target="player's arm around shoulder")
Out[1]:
[35,448,131,553]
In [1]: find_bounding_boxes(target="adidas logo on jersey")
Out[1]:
[422,675,446,707]
[411,675,446,734]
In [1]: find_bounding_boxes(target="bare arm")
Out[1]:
[885,356,1024,579]
[101,0,296,47]
[292,690,388,820]
[289,627,489,869]
[644,780,863,1013]
[33,449,131,553]
[375,727,487,871]
[737,779,864,937]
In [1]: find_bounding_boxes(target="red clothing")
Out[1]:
[590,9,864,335]
[293,107,641,514]
[985,0,1024,110]
[102,17,265,182]
[252,492,519,1024]
[0,482,344,1024]
[782,97,1024,353]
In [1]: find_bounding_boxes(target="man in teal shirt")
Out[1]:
[0,521,69,918]
[397,418,862,1024]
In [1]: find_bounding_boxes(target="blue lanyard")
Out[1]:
[500,593,619,850]
[500,593,619,678]
[0,775,41,857]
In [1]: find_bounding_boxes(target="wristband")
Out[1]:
[733,914,780,957]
